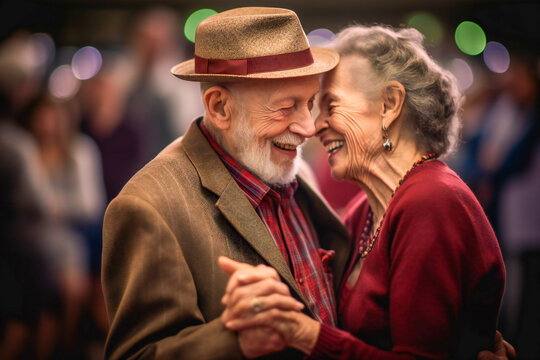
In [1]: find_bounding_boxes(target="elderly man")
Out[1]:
[102,7,350,359]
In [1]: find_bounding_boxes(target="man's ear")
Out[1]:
[203,85,235,130]
[380,81,406,128]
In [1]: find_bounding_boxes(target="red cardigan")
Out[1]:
[310,160,505,360]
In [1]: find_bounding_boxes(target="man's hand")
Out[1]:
[218,257,303,358]
[477,331,517,360]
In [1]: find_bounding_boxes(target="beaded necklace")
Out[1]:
[358,153,438,258]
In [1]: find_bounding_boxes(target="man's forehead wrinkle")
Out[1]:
[255,88,282,113]
[238,77,320,115]
[231,81,273,112]
[271,79,319,104]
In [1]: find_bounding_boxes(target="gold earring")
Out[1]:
[382,124,393,151]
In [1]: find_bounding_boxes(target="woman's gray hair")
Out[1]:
[330,25,463,156]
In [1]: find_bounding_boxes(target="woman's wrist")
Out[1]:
[288,313,321,354]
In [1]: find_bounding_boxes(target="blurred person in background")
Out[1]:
[0,31,49,199]
[0,32,58,360]
[79,70,144,203]
[80,7,203,202]
[21,90,107,357]
[458,53,540,359]
[120,8,176,160]
[0,141,56,360]
[125,7,204,137]
[458,55,539,238]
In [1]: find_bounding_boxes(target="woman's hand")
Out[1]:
[226,305,321,355]
[236,326,286,359]
[218,257,321,355]
[477,331,517,360]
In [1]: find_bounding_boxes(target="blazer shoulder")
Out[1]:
[115,137,202,207]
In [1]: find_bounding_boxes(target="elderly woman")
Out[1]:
[219,25,506,359]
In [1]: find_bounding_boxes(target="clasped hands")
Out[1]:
[218,256,516,360]
[218,256,320,358]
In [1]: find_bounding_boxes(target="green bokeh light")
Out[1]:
[455,21,486,56]
[184,9,218,43]
[406,12,443,44]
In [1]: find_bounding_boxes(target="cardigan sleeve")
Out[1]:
[309,323,416,360]
[310,177,504,360]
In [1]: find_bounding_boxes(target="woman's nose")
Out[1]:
[314,112,328,136]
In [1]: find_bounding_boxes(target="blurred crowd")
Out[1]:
[450,53,540,359]
[0,6,539,360]
[0,8,203,359]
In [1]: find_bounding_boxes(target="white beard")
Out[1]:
[229,113,305,186]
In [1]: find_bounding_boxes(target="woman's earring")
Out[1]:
[382,125,393,151]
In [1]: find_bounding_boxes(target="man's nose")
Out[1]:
[289,106,316,138]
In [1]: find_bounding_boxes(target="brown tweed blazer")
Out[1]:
[102,120,352,359]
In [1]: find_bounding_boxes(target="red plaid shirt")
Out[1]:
[200,122,337,326]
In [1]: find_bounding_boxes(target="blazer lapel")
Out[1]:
[181,121,310,311]
[216,181,310,310]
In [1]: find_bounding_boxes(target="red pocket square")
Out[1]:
[318,248,335,273]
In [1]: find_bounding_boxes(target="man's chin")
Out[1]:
[260,160,298,186]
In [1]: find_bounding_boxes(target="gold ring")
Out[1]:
[251,297,263,313]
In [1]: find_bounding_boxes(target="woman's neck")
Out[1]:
[354,140,427,230]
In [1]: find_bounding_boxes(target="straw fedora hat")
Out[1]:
[171,7,339,82]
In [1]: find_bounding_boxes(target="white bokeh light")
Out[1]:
[483,41,510,74]
[71,46,102,80]
[449,58,474,91]
[48,64,80,100]
[29,33,55,69]
[307,28,335,47]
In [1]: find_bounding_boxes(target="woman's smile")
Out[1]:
[324,140,345,155]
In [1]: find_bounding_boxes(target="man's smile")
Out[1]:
[272,141,298,151]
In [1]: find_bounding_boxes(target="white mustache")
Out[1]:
[271,131,306,147]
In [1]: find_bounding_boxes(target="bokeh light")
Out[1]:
[71,46,102,80]
[48,64,80,100]
[483,41,510,74]
[455,21,486,56]
[184,9,218,43]
[307,28,335,47]
[406,12,444,44]
[29,33,55,69]
[449,58,474,91]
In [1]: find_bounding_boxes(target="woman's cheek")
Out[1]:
[343,122,380,182]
